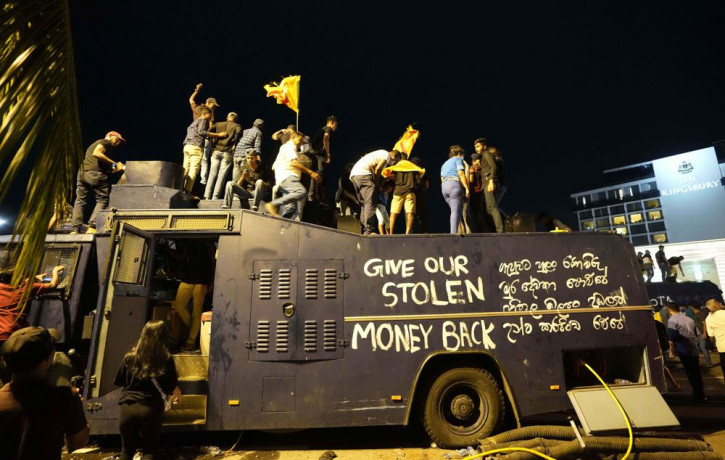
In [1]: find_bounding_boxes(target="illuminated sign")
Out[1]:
[652,147,725,243]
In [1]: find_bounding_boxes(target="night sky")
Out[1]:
[3,1,725,233]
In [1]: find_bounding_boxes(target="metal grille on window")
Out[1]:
[276,321,289,352]
[324,269,337,299]
[170,215,229,230]
[114,233,147,284]
[256,321,270,352]
[323,320,337,351]
[305,269,318,299]
[278,269,291,299]
[304,320,318,352]
[38,245,80,294]
[115,216,168,231]
[259,269,272,300]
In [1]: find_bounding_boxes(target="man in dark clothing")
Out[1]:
[222,150,272,211]
[0,327,89,459]
[642,250,655,282]
[233,119,265,181]
[691,304,712,368]
[70,131,126,234]
[468,153,485,233]
[387,160,424,234]
[410,157,430,233]
[655,245,669,281]
[668,255,685,280]
[204,112,243,200]
[666,303,706,400]
[475,139,503,233]
[308,116,338,202]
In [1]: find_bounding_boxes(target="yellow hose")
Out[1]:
[462,360,634,460]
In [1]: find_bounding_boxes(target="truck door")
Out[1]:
[249,259,344,361]
[88,223,155,398]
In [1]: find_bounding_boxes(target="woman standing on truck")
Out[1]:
[114,321,180,460]
[440,145,470,234]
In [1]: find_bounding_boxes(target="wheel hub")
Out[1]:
[450,394,475,421]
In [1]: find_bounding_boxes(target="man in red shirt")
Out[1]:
[0,265,65,344]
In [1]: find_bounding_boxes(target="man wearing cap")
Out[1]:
[70,131,126,234]
[0,327,89,458]
[204,112,242,200]
[233,119,265,182]
[189,83,221,185]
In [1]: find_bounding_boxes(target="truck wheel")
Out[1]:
[422,367,504,448]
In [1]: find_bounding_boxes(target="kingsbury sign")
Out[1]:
[652,147,725,243]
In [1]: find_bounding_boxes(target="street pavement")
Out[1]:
[65,353,725,460]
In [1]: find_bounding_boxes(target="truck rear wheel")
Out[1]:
[422,367,504,448]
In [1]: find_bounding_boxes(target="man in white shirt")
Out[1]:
[705,299,725,380]
[265,131,321,218]
[350,149,401,235]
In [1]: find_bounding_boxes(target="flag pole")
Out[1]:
[296,77,300,130]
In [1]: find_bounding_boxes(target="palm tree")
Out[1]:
[0,0,82,295]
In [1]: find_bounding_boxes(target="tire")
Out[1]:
[422,367,504,448]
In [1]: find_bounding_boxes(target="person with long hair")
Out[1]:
[114,321,180,460]
[440,145,470,234]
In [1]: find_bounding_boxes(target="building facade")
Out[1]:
[571,145,725,286]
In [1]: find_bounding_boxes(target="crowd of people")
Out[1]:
[653,298,725,401]
[68,82,517,235]
[637,245,685,282]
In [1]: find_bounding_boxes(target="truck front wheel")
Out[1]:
[422,367,504,448]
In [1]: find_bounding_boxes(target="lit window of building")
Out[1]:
[629,213,644,223]
[612,215,626,226]
[647,210,662,221]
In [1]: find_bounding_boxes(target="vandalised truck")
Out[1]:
[2,210,667,448]
[0,163,668,448]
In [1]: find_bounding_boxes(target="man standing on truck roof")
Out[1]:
[70,132,126,234]
[705,299,725,380]
[666,302,706,400]
[182,107,228,194]
[189,83,220,185]
[668,255,685,281]
[265,131,321,218]
[642,250,654,283]
[307,115,338,203]
[350,149,402,235]
[655,245,670,281]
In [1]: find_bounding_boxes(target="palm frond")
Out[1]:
[0,0,82,300]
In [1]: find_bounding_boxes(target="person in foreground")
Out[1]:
[115,321,180,460]
[0,327,89,459]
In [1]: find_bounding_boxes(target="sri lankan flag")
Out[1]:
[393,125,419,156]
[264,75,300,113]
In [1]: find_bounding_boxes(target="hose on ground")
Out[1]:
[491,437,715,460]
[480,425,585,446]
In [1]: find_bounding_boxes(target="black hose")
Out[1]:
[480,425,583,445]
[585,437,711,453]
[496,437,716,460]
[607,453,723,460]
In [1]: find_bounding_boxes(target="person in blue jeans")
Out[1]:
[440,145,470,234]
